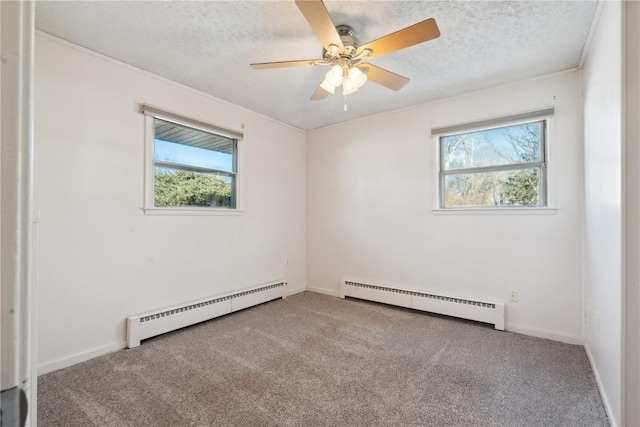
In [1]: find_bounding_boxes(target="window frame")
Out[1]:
[432,110,555,213]
[142,105,243,216]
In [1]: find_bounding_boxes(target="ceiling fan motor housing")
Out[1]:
[323,24,359,60]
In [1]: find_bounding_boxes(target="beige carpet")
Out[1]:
[39,292,608,426]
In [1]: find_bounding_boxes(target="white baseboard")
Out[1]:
[38,340,127,376]
[40,285,295,374]
[286,285,306,297]
[506,323,583,345]
[310,287,584,345]
[584,343,619,427]
[306,286,341,298]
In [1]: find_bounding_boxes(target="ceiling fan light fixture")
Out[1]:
[342,79,358,95]
[324,64,343,87]
[342,66,368,95]
[320,79,336,94]
[348,66,367,88]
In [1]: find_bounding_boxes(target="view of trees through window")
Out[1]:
[152,118,236,208]
[441,121,546,208]
[155,168,232,208]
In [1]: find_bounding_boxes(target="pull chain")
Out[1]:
[343,95,348,111]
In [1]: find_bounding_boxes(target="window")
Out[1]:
[437,115,549,209]
[142,105,242,213]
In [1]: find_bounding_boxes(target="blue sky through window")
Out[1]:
[442,122,541,171]
[155,139,233,172]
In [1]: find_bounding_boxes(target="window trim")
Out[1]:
[430,108,554,136]
[433,110,554,212]
[141,104,243,140]
[142,106,243,215]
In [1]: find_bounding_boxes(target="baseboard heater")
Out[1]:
[127,280,287,348]
[340,279,505,330]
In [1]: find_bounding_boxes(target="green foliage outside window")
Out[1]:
[502,169,539,206]
[155,170,232,208]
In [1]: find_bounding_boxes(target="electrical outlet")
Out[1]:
[510,290,518,303]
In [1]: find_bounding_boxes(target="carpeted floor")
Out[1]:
[38,292,609,426]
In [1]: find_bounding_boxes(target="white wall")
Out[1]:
[34,34,306,373]
[1,2,38,425]
[624,2,640,425]
[307,70,584,344]
[623,2,640,425]
[581,1,623,425]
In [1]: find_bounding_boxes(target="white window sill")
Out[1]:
[432,207,557,215]
[143,207,244,216]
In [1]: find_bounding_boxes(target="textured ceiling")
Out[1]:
[35,1,597,131]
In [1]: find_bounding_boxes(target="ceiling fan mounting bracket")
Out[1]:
[336,24,355,38]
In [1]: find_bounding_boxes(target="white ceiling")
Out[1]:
[35,1,598,131]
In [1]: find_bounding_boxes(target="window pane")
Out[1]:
[154,166,233,208]
[154,119,234,172]
[444,168,541,208]
[442,122,542,171]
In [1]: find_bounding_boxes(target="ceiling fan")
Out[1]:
[250,0,440,102]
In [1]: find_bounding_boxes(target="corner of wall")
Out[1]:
[584,342,620,427]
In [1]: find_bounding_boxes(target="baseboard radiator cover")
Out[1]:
[340,279,505,330]
[127,280,287,348]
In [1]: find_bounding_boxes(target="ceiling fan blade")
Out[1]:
[358,64,409,91]
[295,0,344,52]
[311,85,331,101]
[357,18,440,60]
[251,60,319,70]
